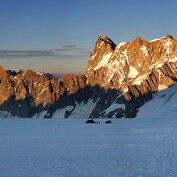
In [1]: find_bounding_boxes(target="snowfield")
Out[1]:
[137,83,177,119]
[1,117,177,177]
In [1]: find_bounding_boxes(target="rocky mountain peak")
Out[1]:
[0,65,9,81]
[99,35,116,50]
[1,34,177,118]
[164,34,174,40]
[83,33,177,111]
[132,36,143,45]
[85,35,116,82]
[21,70,40,82]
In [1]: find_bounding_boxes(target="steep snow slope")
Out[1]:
[137,84,177,118]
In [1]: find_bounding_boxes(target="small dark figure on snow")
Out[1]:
[105,120,112,124]
[85,119,96,124]
[85,119,100,124]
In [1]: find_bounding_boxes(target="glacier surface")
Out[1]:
[1,116,177,177]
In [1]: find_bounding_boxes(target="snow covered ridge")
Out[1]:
[1,34,177,118]
[116,42,126,51]
[149,36,166,42]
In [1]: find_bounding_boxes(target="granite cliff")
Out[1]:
[1,34,177,118]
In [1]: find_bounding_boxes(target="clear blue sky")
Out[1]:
[0,0,177,74]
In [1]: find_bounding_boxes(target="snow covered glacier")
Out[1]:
[1,116,177,177]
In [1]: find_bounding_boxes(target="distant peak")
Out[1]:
[0,65,9,79]
[136,36,141,40]
[99,35,114,43]
[131,36,144,47]
[0,65,6,72]
[133,36,142,42]
[165,34,174,40]
[149,34,174,42]
[98,35,116,50]
[0,65,8,75]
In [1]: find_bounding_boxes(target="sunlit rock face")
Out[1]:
[1,34,177,118]
[85,34,177,90]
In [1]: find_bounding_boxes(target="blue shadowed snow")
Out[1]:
[0,118,177,177]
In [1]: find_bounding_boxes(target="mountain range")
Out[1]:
[1,34,177,118]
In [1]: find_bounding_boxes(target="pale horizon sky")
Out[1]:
[1,0,177,74]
